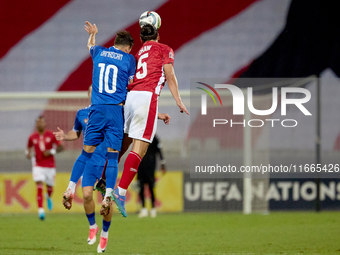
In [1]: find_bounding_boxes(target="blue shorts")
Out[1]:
[83,104,124,151]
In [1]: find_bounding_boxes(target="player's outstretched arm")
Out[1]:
[43,144,64,157]
[158,113,170,125]
[164,64,189,115]
[84,21,98,50]
[53,127,80,141]
[56,144,64,153]
[25,147,32,159]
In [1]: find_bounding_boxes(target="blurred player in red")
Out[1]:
[111,24,189,217]
[26,116,64,220]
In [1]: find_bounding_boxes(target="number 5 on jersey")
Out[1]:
[98,63,118,94]
[136,53,148,79]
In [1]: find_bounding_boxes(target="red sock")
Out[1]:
[37,184,43,208]
[119,151,142,189]
[47,186,53,197]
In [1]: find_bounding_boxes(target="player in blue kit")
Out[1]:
[80,21,135,253]
[53,85,107,210]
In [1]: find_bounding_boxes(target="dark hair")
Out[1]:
[114,30,134,48]
[36,115,45,121]
[140,24,158,43]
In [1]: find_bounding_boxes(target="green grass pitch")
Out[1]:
[0,211,339,254]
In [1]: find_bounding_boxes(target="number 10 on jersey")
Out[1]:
[98,63,118,94]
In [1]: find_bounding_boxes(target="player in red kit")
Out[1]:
[26,116,64,220]
[111,24,189,217]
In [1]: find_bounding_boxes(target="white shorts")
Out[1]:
[124,91,158,143]
[32,166,56,186]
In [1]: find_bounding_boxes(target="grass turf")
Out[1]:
[0,211,339,254]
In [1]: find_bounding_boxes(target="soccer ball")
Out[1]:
[139,11,161,30]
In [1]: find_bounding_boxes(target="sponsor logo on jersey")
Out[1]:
[46,137,51,143]
[169,52,174,59]
[84,118,88,124]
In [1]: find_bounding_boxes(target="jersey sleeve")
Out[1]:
[128,55,136,80]
[27,135,33,148]
[73,111,82,133]
[162,45,175,65]
[90,45,105,59]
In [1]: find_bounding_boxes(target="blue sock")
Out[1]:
[86,212,96,226]
[106,152,119,189]
[102,219,111,232]
[69,150,92,183]
[91,151,107,180]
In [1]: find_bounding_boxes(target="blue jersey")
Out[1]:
[73,106,90,134]
[90,45,136,105]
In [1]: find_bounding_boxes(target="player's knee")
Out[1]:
[83,194,93,204]
[82,188,93,203]
[80,149,93,160]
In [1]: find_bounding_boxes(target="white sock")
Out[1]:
[118,186,127,196]
[90,223,97,229]
[105,188,113,198]
[67,181,77,194]
[38,208,45,214]
[101,230,109,238]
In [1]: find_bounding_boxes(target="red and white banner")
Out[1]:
[2,0,340,152]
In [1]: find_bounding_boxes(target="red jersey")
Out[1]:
[128,41,174,95]
[27,130,61,168]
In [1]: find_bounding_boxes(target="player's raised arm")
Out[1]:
[164,63,189,115]
[53,127,81,141]
[84,21,98,50]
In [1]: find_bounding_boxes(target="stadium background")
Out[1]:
[1,0,340,214]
